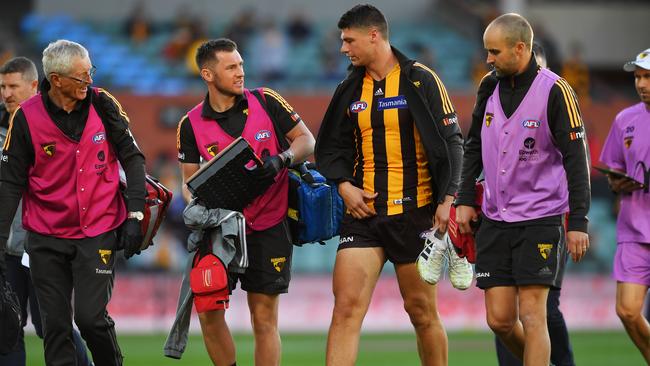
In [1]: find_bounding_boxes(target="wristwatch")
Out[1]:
[128,211,144,221]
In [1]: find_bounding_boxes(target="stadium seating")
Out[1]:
[20,13,475,94]
[21,13,191,95]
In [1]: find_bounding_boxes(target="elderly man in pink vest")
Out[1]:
[0,39,146,366]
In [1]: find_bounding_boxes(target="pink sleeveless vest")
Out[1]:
[187,89,288,232]
[481,68,569,222]
[20,91,126,238]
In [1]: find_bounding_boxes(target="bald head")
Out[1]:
[486,13,533,52]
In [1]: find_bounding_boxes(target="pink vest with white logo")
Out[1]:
[187,89,288,232]
[20,92,126,238]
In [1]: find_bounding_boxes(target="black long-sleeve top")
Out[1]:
[315,47,464,204]
[456,55,591,232]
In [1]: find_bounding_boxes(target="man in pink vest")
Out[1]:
[600,48,650,363]
[0,40,146,366]
[456,14,591,366]
[177,38,314,366]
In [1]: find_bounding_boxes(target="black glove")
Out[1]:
[250,155,287,181]
[120,218,144,259]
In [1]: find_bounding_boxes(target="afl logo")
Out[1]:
[522,119,541,129]
[255,130,272,141]
[350,101,368,113]
[92,132,106,144]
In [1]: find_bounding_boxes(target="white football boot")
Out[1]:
[416,228,447,285]
[445,235,473,290]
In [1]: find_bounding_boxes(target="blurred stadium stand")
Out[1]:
[19,14,475,93]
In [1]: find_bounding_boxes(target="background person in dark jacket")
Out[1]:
[0,56,94,366]
[0,40,146,366]
[314,4,463,365]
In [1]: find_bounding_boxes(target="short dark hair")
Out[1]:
[195,38,238,69]
[0,56,38,81]
[338,4,389,39]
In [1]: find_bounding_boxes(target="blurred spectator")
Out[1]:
[123,1,152,44]
[0,43,15,67]
[470,49,490,87]
[162,26,193,64]
[320,29,344,81]
[162,7,206,69]
[410,41,437,70]
[223,7,258,53]
[171,5,204,39]
[562,41,591,105]
[532,22,561,71]
[252,20,288,82]
[286,10,313,44]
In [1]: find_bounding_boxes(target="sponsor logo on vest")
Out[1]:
[569,131,585,141]
[178,152,185,161]
[476,272,490,278]
[271,257,286,272]
[205,142,219,157]
[1,154,7,163]
[537,243,553,260]
[377,96,408,111]
[519,138,539,162]
[339,236,354,244]
[41,142,56,157]
[99,249,112,265]
[522,119,541,129]
[524,137,536,149]
[374,88,384,96]
[624,136,633,148]
[97,150,105,162]
[625,126,635,133]
[350,101,368,113]
[255,130,272,142]
[92,132,106,144]
[485,112,494,127]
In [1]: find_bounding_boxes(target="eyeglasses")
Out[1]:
[55,66,96,85]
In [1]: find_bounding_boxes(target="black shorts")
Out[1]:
[475,217,567,289]
[230,220,293,294]
[337,205,433,264]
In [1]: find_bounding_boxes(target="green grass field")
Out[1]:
[25,331,644,365]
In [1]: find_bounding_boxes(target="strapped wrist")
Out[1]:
[279,149,294,167]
